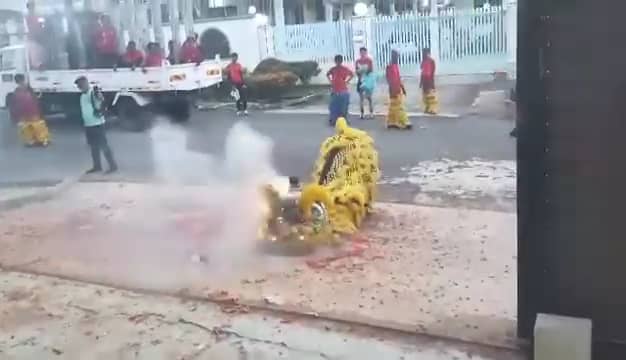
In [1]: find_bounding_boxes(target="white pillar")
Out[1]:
[151,0,164,46]
[428,0,440,60]
[505,0,517,68]
[412,0,419,12]
[390,0,396,15]
[135,0,150,49]
[169,0,181,47]
[182,0,194,37]
[108,0,124,51]
[274,0,285,26]
[126,0,137,42]
[325,3,333,22]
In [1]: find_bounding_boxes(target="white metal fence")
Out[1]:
[272,20,354,65]
[267,5,515,76]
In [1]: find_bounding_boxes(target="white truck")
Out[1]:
[0,44,223,131]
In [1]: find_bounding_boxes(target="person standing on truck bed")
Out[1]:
[75,76,118,174]
[226,53,248,116]
[179,36,203,65]
[143,43,166,69]
[93,15,119,68]
[117,41,144,70]
[13,74,50,147]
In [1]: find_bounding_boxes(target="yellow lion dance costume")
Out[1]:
[299,117,380,234]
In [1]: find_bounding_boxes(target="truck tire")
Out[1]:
[166,97,191,123]
[116,97,151,132]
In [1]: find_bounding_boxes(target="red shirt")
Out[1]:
[145,52,164,67]
[179,43,203,64]
[328,65,353,93]
[420,57,436,90]
[355,56,373,75]
[227,62,244,85]
[421,57,435,78]
[386,63,402,97]
[14,87,40,120]
[122,49,144,65]
[95,25,118,54]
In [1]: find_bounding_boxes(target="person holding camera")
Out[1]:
[75,76,117,174]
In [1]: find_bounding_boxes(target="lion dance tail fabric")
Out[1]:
[299,117,379,234]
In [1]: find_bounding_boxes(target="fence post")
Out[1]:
[429,3,440,62]
[351,16,372,64]
[505,0,517,74]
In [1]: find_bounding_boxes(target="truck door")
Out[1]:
[0,47,21,108]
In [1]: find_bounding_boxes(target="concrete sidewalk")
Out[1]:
[279,78,488,117]
[0,182,517,349]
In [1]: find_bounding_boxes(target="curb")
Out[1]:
[0,176,80,212]
[196,92,327,112]
[263,108,460,119]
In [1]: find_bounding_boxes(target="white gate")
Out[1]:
[264,5,513,76]
[371,6,508,75]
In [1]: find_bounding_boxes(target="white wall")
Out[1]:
[161,16,262,70]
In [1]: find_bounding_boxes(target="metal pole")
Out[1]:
[151,0,164,46]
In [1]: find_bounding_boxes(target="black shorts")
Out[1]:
[84,124,108,147]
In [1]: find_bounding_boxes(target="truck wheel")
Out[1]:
[117,97,151,132]
[167,98,191,123]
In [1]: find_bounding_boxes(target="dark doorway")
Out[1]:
[199,28,231,60]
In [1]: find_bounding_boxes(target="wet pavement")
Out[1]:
[0,108,515,210]
[0,106,519,355]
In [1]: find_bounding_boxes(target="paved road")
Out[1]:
[0,109,515,208]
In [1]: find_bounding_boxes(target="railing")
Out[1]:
[272,20,354,65]
[266,5,513,76]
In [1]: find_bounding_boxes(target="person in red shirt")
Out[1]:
[117,41,144,70]
[93,15,118,68]
[179,36,203,65]
[13,74,49,146]
[420,47,438,114]
[225,53,248,115]
[143,42,165,69]
[355,47,374,119]
[385,50,411,130]
[326,54,354,126]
